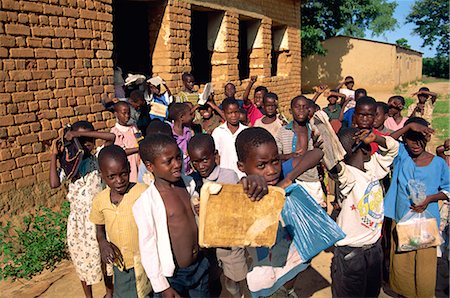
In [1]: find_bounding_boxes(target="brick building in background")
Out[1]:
[0,0,301,214]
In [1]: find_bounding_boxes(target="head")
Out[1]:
[387,95,405,117]
[182,73,195,91]
[187,134,218,178]
[168,102,193,126]
[149,83,161,96]
[354,96,376,129]
[128,90,146,110]
[403,117,430,157]
[290,96,310,123]
[71,121,95,154]
[236,127,281,185]
[222,97,241,126]
[224,83,236,98]
[374,102,389,129]
[418,87,430,103]
[114,101,131,126]
[239,108,249,126]
[145,119,173,137]
[327,92,338,105]
[254,86,268,108]
[262,93,279,117]
[139,134,182,182]
[198,104,214,120]
[338,127,371,164]
[98,145,130,195]
[344,76,354,90]
[354,88,367,101]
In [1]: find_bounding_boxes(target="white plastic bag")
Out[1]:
[396,180,443,252]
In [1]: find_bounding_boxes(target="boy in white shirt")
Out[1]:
[212,98,247,178]
[330,127,399,297]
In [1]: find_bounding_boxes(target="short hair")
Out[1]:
[168,102,189,121]
[355,96,376,109]
[239,108,248,116]
[235,127,276,162]
[337,127,360,155]
[419,87,430,92]
[129,90,144,103]
[181,72,194,82]
[98,145,128,170]
[376,102,389,114]
[306,98,316,108]
[355,88,367,97]
[263,92,278,104]
[404,117,429,142]
[222,97,239,111]
[345,76,354,81]
[255,86,268,94]
[388,95,405,106]
[139,133,178,163]
[290,95,308,107]
[145,119,172,136]
[114,101,130,112]
[224,82,235,90]
[72,120,94,131]
[187,134,215,154]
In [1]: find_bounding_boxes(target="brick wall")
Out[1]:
[0,0,301,214]
[0,0,114,196]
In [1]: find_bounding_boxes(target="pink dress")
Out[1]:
[243,102,264,126]
[111,123,140,182]
[384,117,408,132]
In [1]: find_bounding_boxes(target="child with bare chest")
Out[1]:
[133,135,207,297]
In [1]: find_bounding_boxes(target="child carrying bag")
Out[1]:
[396,180,442,252]
[281,183,346,261]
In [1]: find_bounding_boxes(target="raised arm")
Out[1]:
[390,122,434,140]
[65,130,116,146]
[207,101,225,120]
[334,79,346,90]
[278,148,324,188]
[311,85,327,102]
[49,139,62,188]
[162,80,172,97]
[243,76,257,104]
[338,98,352,122]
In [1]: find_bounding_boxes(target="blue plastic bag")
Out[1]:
[281,183,346,261]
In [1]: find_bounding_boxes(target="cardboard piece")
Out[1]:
[396,217,442,252]
[198,182,285,248]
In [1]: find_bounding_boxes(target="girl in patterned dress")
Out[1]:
[50,121,116,298]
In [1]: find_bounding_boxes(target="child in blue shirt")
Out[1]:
[385,117,450,298]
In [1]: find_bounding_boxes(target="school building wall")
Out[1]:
[0,0,301,219]
[301,36,422,92]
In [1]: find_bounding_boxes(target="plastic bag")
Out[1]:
[281,183,346,261]
[396,180,443,252]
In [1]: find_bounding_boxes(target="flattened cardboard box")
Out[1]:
[199,182,285,248]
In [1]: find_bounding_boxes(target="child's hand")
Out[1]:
[241,175,268,201]
[410,197,431,213]
[250,76,257,83]
[317,84,327,93]
[354,129,376,144]
[162,287,181,298]
[51,139,63,156]
[64,130,77,141]
[444,139,450,150]
[408,123,434,137]
[99,240,116,264]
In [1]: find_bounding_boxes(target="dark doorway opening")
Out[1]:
[191,10,212,84]
[238,17,260,80]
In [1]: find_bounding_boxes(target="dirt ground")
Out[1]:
[0,81,448,298]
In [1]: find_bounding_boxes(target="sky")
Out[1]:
[365,0,437,57]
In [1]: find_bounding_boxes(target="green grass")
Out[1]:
[404,97,415,109]
[433,100,450,114]
[420,77,450,84]
[432,116,449,141]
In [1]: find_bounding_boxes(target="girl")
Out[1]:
[49,121,115,298]
[385,117,449,298]
[384,95,408,131]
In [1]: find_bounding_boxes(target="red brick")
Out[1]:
[79,9,97,20]
[9,70,32,81]
[56,49,75,58]
[0,149,11,160]
[0,115,14,126]
[75,49,93,58]
[2,0,20,10]
[15,176,36,188]
[37,109,57,120]
[12,92,34,102]
[54,28,74,38]
[0,48,7,58]
[0,172,13,183]
[20,1,44,13]
[9,48,34,58]
[32,70,52,80]
[56,107,74,117]
[14,113,36,124]
[34,90,53,100]
[63,7,79,18]
[38,151,52,162]
[96,50,112,58]
[0,159,16,171]
[16,155,37,167]
[35,48,56,58]
[5,24,30,36]
[74,105,91,115]
[17,134,38,145]
[31,27,55,37]
[43,4,63,16]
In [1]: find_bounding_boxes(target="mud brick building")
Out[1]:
[0,0,301,212]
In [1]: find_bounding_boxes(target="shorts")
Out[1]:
[216,247,248,282]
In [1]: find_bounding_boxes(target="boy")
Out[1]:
[340,88,367,128]
[254,92,284,138]
[133,135,207,297]
[177,73,199,105]
[235,127,324,297]
[408,87,438,123]
[385,118,449,298]
[111,102,140,182]
[330,127,399,297]
[374,102,393,135]
[128,90,150,135]
[212,98,248,178]
[336,76,356,112]
[385,95,408,131]
[90,145,150,298]
[242,76,267,125]
[147,76,173,121]
[168,103,193,174]
[187,134,248,298]
[194,101,224,135]
[224,82,244,107]
[322,90,346,120]
[276,96,326,207]
[239,108,249,126]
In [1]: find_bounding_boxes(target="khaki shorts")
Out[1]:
[216,247,248,282]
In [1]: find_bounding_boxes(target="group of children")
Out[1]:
[49,73,449,298]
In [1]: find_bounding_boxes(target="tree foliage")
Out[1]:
[423,56,449,79]
[395,38,411,49]
[406,0,449,57]
[301,0,398,57]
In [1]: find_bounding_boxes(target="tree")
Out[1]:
[301,0,398,57]
[395,38,411,49]
[406,0,449,56]
[423,56,449,79]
